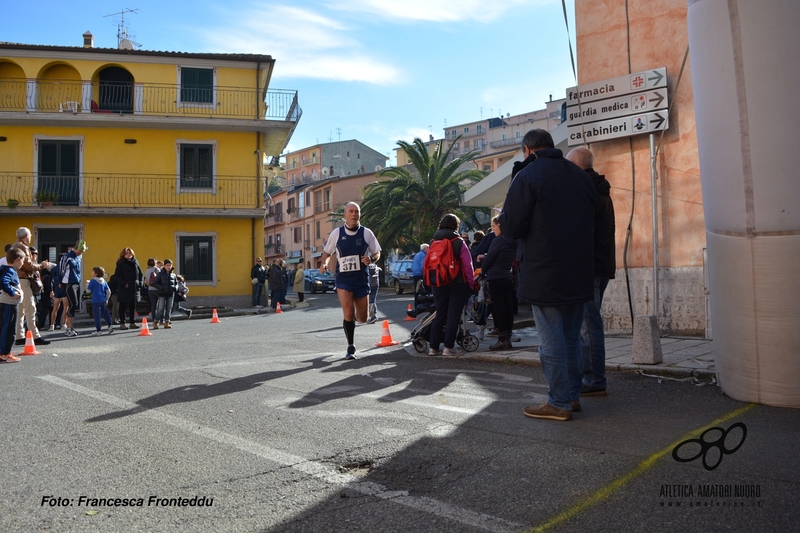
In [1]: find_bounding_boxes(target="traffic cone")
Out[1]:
[19,330,41,356]
[275,302,283,314]
[404,303,417,321]
[138,317,152,336]
[375,320,399,347]
[210,308,221,323]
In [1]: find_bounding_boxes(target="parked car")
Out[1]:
[304,269,336,293]
[390,259,415,294]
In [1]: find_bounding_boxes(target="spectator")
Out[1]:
[114,247,143,330]
[268,259,285,310]
[12,227,53,345]
[152,258,177,329]
[566,146,617,398]
[173,274,191,318]
[411,243,429,312]
[0,248,25,363]
[251,257,266,308]
[49,254,69,330]
[367,259,381,324]
[86,266,114,336]
[293,260,305,303]
[480,217,517,350]
[427,214,475,357]
[499,129,599,422]
[144,258,160,320]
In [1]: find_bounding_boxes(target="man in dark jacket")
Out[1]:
[268,259,285,310]
[499,129,600,422]
[567,147,616,398]
[251,258,266,308]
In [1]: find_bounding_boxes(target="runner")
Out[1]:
[319,202,381,360]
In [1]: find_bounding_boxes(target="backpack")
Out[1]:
[423,237,463,287]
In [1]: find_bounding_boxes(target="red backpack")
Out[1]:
[423,237,463,287]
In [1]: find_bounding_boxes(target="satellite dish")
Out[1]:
[119,39,134,50]
[322,168,329,176]
[375,165,383,172]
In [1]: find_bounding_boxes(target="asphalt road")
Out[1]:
[1,290,798,532]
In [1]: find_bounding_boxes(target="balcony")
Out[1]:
[265,210,284,226]
[489,138,521,149]
[301,156,318,166]
[1,172,265,214]
[0,79,301,121]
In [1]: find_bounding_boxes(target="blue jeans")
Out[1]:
[155,294,174,324]
[532,304,585,410]
[252,282,264,306]
[581,277,610,390]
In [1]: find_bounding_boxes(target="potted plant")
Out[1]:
[34,189,58,206]
[7,198,19,208]
[266,242,274,251]
[286,206,296,215]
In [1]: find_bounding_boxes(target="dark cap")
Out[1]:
[28,246,37,254]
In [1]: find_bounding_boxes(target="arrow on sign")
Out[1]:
[649,91,665,108]
[648,70,664,85]
[650,113,666,129]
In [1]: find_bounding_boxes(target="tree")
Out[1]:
[360,137,488,254]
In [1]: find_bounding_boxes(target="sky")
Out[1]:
[0,0,577,165]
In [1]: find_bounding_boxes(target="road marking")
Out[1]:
[526,403,757,533]
[39,375,523,533]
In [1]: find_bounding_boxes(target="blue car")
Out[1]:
[303,269,336,293]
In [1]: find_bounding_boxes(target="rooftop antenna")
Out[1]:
[336,127,341,141]
[104,8,141,49]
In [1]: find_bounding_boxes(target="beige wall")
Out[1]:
[577,0,706,335]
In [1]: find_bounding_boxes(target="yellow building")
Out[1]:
[0,37,300,307]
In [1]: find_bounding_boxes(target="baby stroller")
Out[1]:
[408,280,479,354]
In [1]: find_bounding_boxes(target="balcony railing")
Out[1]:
[0,172,264,208]
[0,79,301,121]
[489,138,521,149]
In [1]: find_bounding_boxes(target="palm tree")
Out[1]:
[361,137,488,253]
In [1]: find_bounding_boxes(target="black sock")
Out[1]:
[343,319,355,346]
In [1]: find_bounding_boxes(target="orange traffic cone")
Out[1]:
[275,302,283,314]
[404,303,417,321]
[375,320,399,347]
[19,330,41,356]
[138,317,152,336]
[210,308,221,323]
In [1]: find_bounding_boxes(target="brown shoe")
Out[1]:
[523,402,572,421]
[164,323,172,329]
[572,401,581,412]
[152,323,158,330]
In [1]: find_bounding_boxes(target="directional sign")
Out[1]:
[566,67,669,146]
[566,67,667,106]
[567,111,669,145]
[565,89,668,125]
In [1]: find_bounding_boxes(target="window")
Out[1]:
[180,236,213,281]
[477,124,483,134]
[293,227,302,243]
[298,192,305,217]
[315,221,321,239]
[483,164,492,171]
[502,133,507,141]
[464,140,470,148]
[451,129,457,139]
[180,67,213,104]
[38,139,80,206]
[323,187,331,211]
[464,127,469,134]
[314,190,322,213]
[180,144,213,188]
[516,131,521,139]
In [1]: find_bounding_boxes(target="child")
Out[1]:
[0,248,25,362]
[173,274,192,318]
[86,266,114,336]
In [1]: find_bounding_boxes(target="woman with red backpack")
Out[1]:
[424,214,475,356]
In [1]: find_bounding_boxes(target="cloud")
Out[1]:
[326,0,549,22]
[203,4,401,84]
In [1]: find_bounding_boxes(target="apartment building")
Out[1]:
[0,35,300,307]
